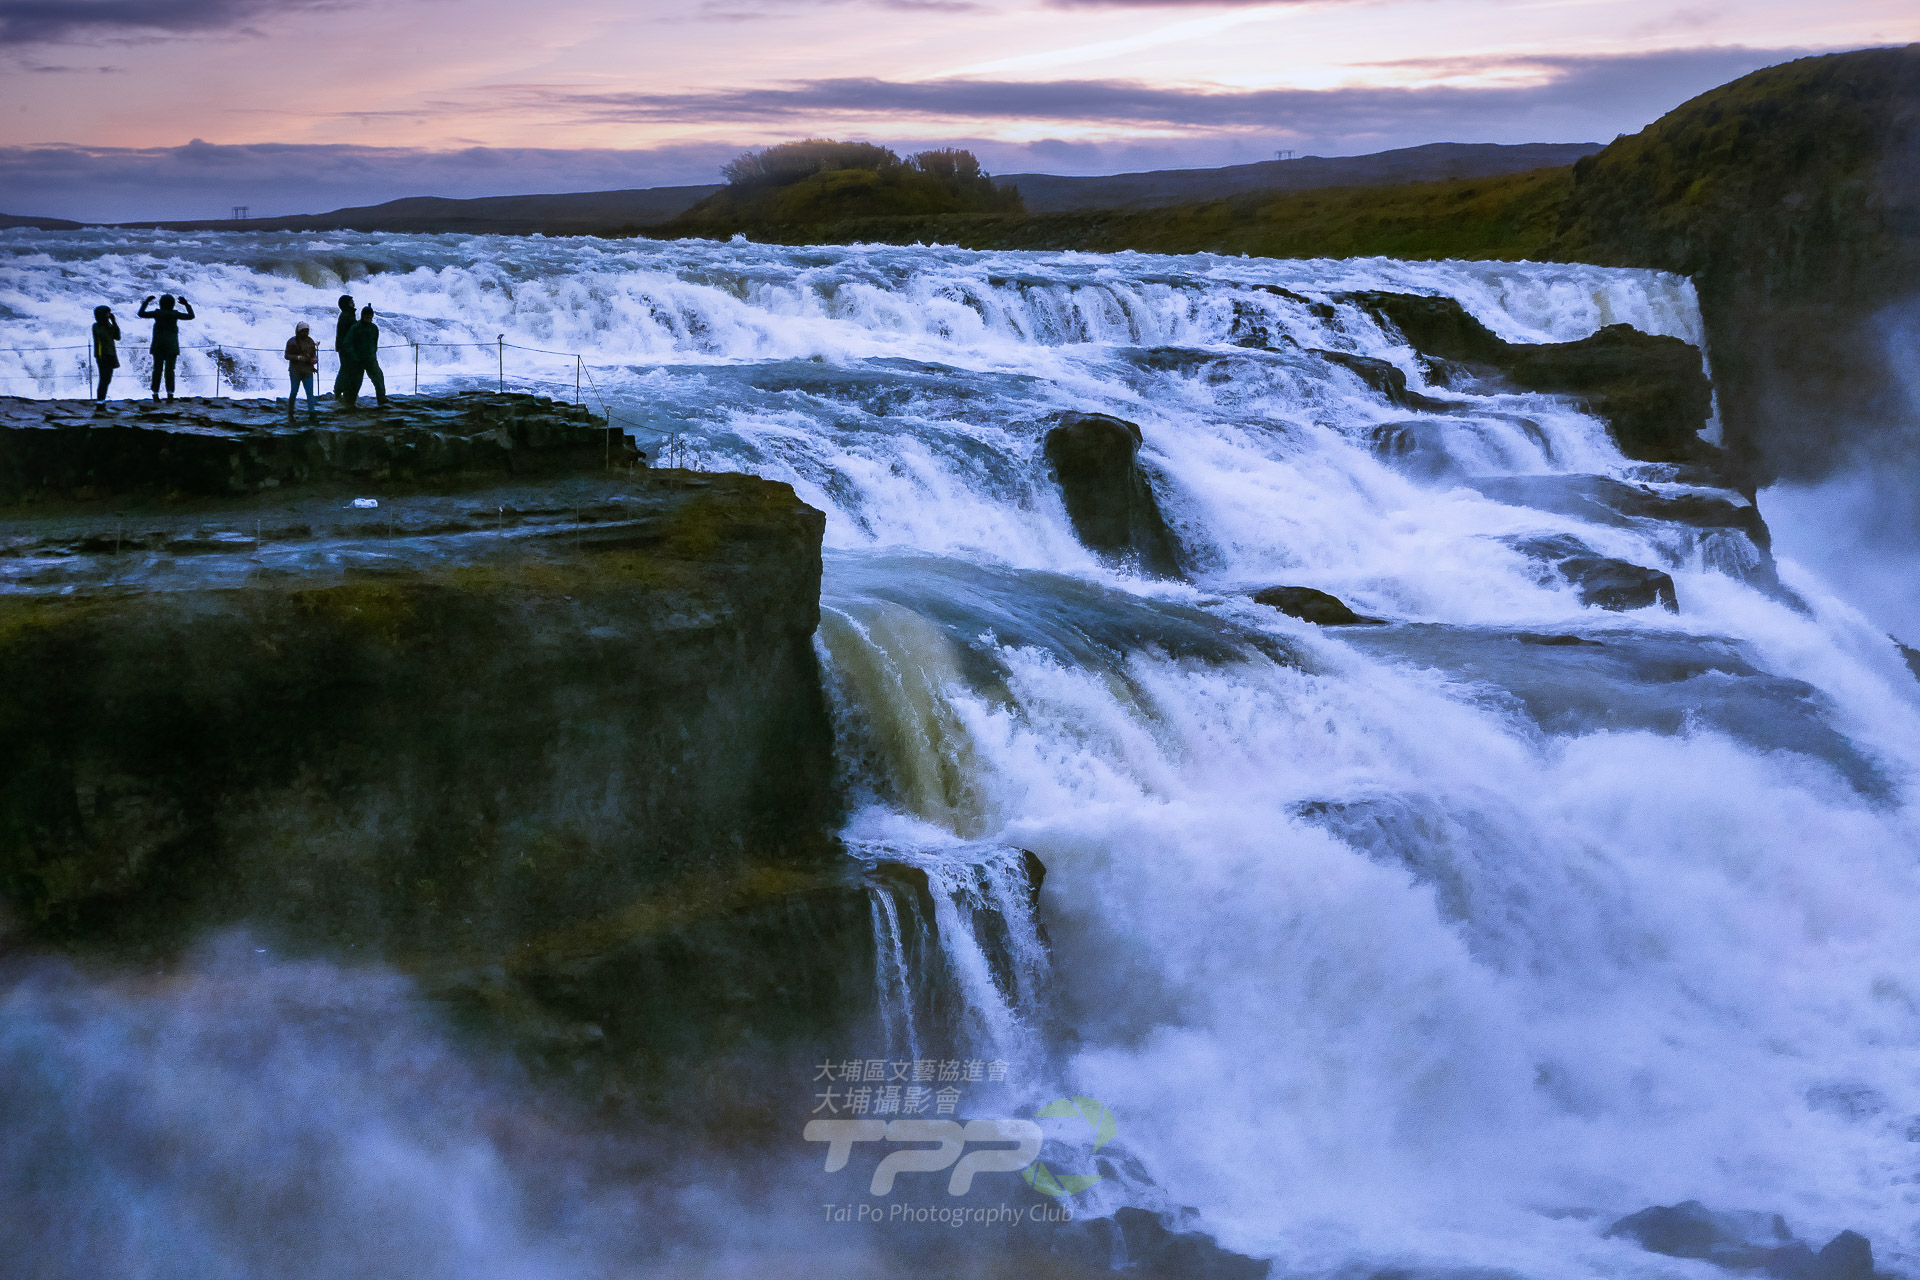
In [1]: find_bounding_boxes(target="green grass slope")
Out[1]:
[640,165,1572,262]
[1557,44,1920,300]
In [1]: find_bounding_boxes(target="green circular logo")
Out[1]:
[1021,1096,1116,1197]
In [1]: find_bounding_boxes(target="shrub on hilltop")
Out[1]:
[720,139,905,189]
[664,140,1024,233]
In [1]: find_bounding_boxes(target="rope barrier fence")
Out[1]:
[0,336,696,466]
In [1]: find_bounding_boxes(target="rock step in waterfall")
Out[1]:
[1039,289,1760,624]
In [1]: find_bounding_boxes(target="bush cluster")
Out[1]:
[675,140,1022,229]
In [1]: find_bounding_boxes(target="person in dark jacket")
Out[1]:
[137,293,195,400]
[331,294,359,401]
[285,321,319,422]
[90,304,120,403]
[345,305,388,407]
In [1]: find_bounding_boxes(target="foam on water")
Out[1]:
[4,228,1917,1278]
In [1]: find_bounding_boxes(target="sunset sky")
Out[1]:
[2,0,1915,221]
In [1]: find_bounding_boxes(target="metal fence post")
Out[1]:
[576,354,582,405]
[214,346,223,398]
[413,342,419,395]
[497,336,504,393]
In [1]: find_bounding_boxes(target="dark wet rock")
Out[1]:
[1313,349,1451,411]
[1475,475,1768,545]
[1605,1200,1791,1261]
[456,859,883,1127]
[1343,290,1511,364]
[0,396,855,1122]
[1369,419,1459,481]
[1049,1205,1271,1279]
[1251,585,1386,625]
[1815,1230,1875,1280]
[1517,633,1604,646]
[0,392,640,505]
[1043,411,1184,577]
[1509,532,1679,611]
[0,397,835,967]
[1021,848,1047,912]
[1337,625,1888,798]
[1229,299,1303,349]
[1252,283,1322,310]
[1337,292,1718,468]
[1133,347,1240,376]
[0,473,836,958]
[1475,473,1796,602]
[1498,325,1715,465]
[1897,639,1920,683]
[1605,1201,1875,1280]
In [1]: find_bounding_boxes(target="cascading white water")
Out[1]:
[5,228,1919,1278]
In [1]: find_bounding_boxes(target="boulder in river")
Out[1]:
[1043,410,1184,578]
[1251,585,1386,625]
[1509,532,1679,612]
[1312,348,1450,412]
[1605,1200,1876,1280]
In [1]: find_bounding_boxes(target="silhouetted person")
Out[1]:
[345,305,388,407]
[90,304,120,404]
[285,321,319,422]
[137,293,195,400]
[331,294,359,401]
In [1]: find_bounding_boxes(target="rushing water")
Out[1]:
[4,229,1920,1277]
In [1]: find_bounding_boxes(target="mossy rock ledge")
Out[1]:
[0,392,871,1112]
[1339,292,1720,471]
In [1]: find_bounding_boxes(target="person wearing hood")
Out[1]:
[285,321,319,422]
[90,304,120,404]
[331,294,360,401]
[137,293,195,400]
[345,305,389,407]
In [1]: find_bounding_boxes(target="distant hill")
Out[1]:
[129,185,722,235]
[1,141,1600,236]
[996,142,1604,212]
[0,213,84,230]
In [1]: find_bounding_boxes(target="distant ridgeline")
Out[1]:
[651,140,1025,236]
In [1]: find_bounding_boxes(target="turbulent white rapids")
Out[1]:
[5,229,1920,1277]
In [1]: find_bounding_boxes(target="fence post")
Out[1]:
[413,342,419,395]
[576,355,582,405]
[497,336,504,393]
[86,341,93,403]
[214,346,222,398]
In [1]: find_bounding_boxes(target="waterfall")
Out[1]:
[6,227,1919,1278]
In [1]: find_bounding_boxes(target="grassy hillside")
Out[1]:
[1555,44,1920,485]
[996,142,1600,213]
[639,165,1573,262]
[1557,44,1919,300]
